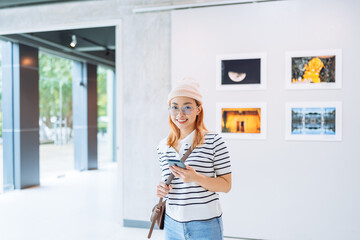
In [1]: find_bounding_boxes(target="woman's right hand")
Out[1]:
[156,182,172,198]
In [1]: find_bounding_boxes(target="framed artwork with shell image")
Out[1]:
[216,53,266,90]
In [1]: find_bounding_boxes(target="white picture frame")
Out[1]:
[216,102,267,139]
[285,49,342,90]
[285,102,342,141]
[216,53,267,91]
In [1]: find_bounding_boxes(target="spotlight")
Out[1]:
[70,34,77,48]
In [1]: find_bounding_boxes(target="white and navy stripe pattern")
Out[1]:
[157,133,231,222]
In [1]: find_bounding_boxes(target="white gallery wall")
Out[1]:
[172,0,360,239]
[1,0,359,239]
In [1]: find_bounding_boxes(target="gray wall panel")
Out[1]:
[87,127,98,170]
[13,130,21,189]
[13,43,40,189]
[87,63,97,170]
[19,131,39,188]
[19,67,39,129]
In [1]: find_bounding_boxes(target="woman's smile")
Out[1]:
[177,118,188,124]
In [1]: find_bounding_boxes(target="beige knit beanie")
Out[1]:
[168,77,203,104]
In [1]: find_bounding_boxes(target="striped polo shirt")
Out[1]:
[157,131,231,222]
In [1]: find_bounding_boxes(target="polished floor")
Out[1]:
[0,162,237,240]
[0,163,165,240]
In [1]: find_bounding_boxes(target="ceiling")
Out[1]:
[0,0,93,9]
[1,27,116,68]
[0,0,115,67]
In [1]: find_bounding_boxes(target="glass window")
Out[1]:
[97,66,115,167]
[39,52,74,181]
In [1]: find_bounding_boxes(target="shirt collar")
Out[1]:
[180,130,195,146]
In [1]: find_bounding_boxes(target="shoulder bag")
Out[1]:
[147,147,193,239]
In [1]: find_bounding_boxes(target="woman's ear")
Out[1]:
[196,105,202,115]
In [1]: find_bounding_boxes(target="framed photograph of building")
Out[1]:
[216,102,267,139]
[216,53,266,91]
[285,102,342,141]
[285,49,342,90]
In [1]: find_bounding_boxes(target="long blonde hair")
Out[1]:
[167,100,208,150]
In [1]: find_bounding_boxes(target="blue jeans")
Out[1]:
[164,214,223,240]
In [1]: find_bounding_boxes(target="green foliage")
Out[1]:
[97,66,108,133]
[0,49,109,137]
[39,52,73,128]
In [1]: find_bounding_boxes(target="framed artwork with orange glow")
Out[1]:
[216,103,267,139]
[216,53,266,91]
[285,49,342,90]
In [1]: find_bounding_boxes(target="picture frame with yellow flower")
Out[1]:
[285,49,342,90]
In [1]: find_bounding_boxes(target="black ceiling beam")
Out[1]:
[72,34,116,56]
[0,33,115,69]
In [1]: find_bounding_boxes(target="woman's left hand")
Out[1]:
[169,165,198,183]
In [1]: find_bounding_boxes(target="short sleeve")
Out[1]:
[157,137,171,181]
[157,145,163,171]
[213,134,232,176]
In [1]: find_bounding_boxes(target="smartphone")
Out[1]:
[167,159,186,169]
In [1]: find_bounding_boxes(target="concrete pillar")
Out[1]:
[72,61,98,171]
[1,41,39,189]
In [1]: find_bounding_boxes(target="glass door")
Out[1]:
[39,51,74,181]
[97,66,115,167]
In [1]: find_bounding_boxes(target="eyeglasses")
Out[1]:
[168,105,199,115]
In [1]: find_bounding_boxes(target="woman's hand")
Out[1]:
[170,165,232,193]
[156,182,172,198]
[169,165,199,183]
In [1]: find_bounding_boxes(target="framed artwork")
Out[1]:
[216,53,266,91]
[216,102,267,139]
[285,49,342,89]
[285,102,342,141]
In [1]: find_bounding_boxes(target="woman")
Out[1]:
[156,77,232,240]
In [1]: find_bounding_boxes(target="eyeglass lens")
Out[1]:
[169,106,195,115]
